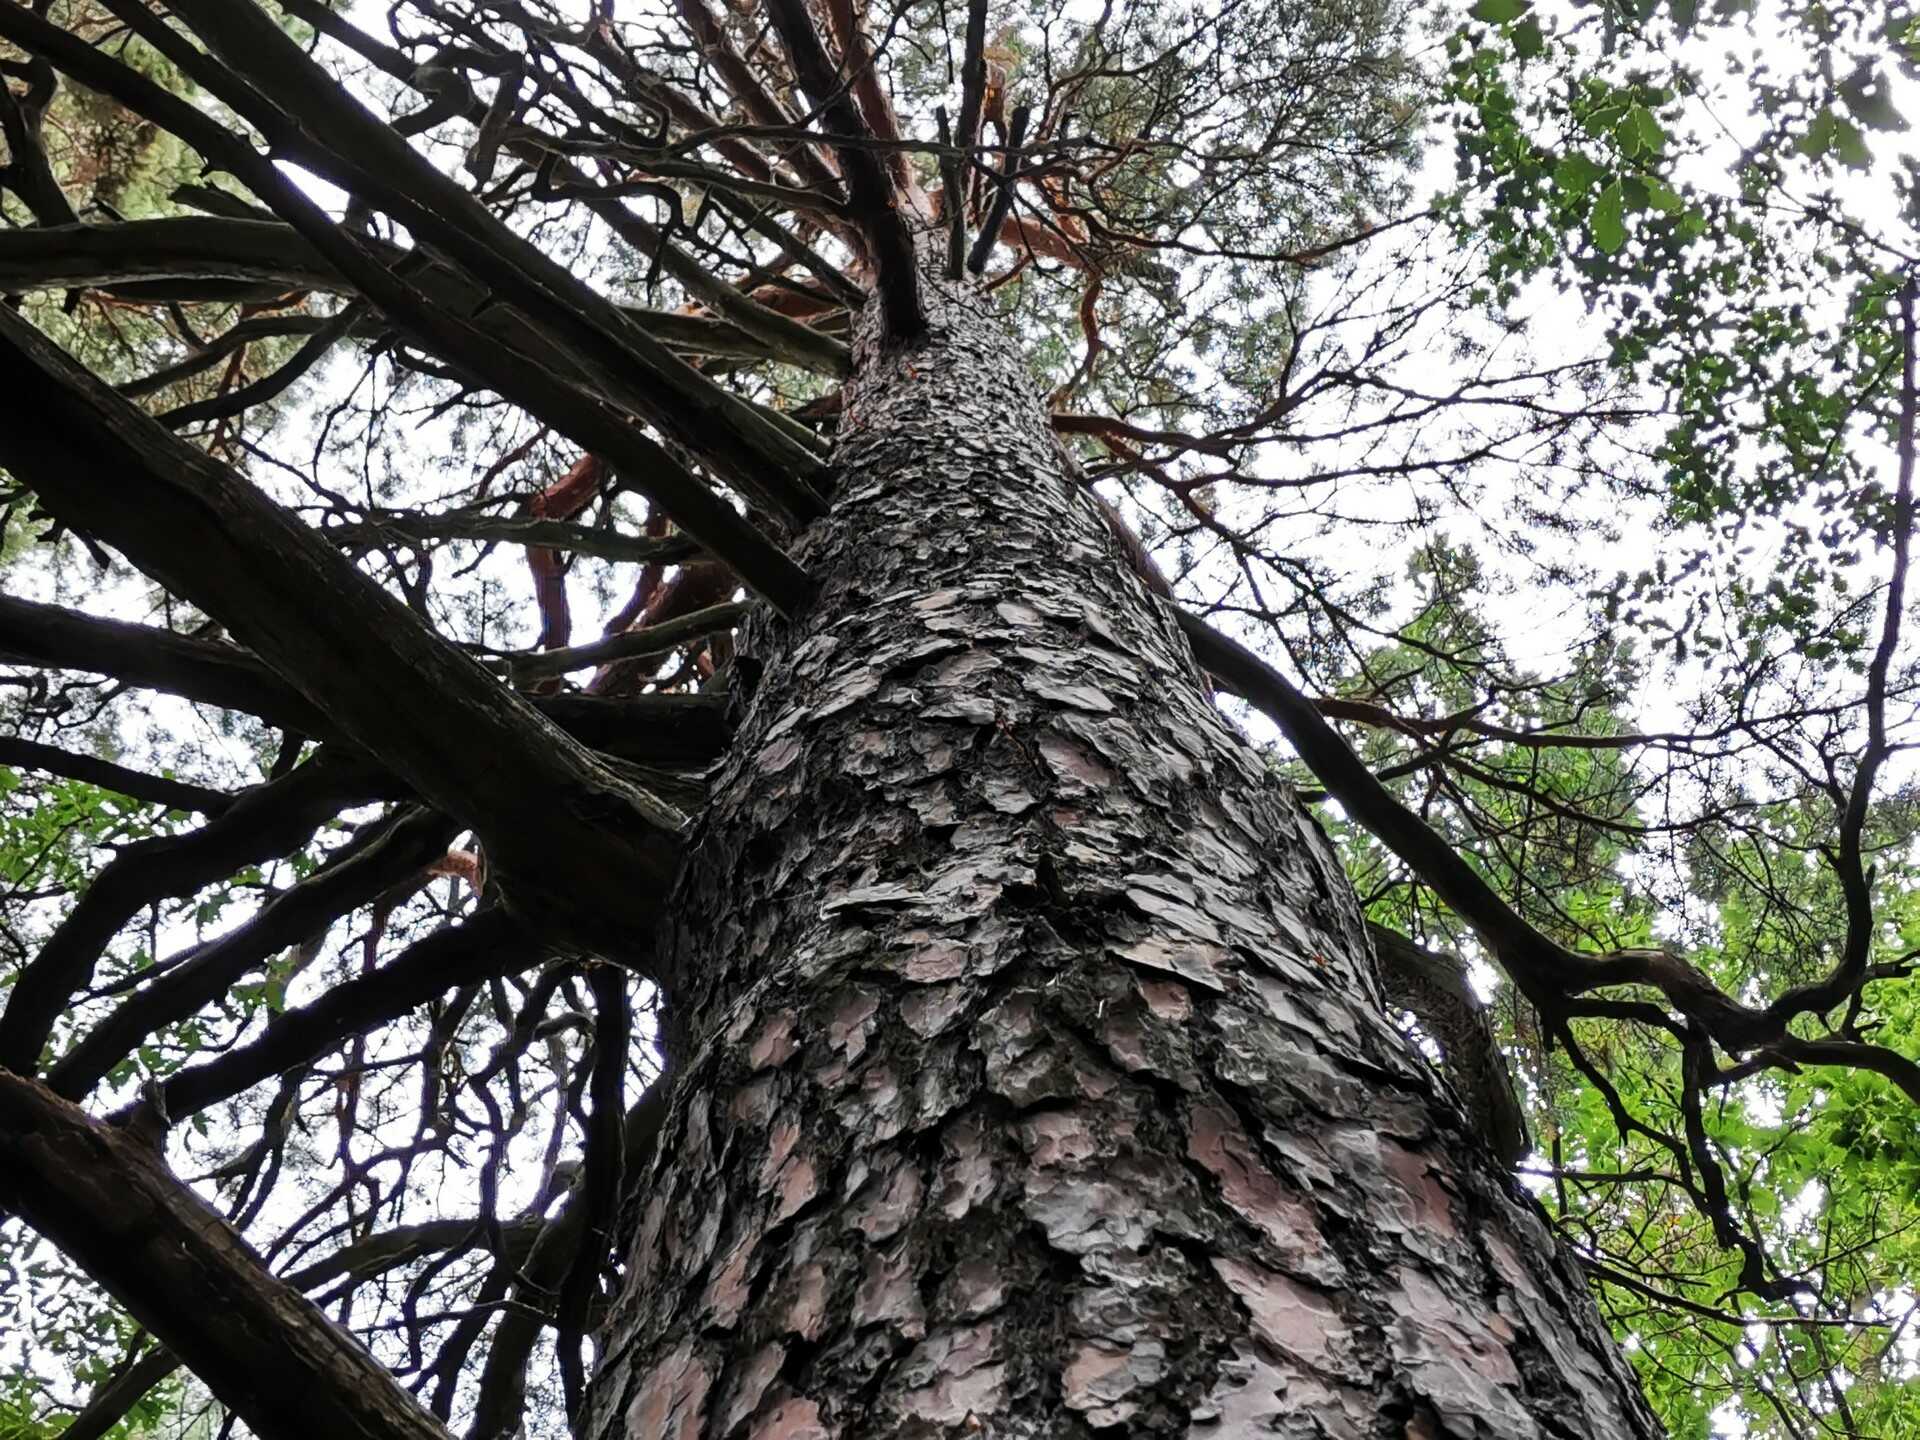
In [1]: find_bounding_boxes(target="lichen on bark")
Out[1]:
[583,272,1663,1439]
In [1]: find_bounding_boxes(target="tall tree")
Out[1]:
[1,0,1916,1436]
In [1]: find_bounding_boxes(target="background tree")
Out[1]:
[0,0,1916,1436]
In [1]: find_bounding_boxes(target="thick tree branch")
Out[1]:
[823,0,912,190]
[0,218,820,370]
[953,0,989,214]
[0,216,339,299]
[0,596,330,734]
[0,55,77,225]
[763,0,925,340]
[60,1214,535,1440]
[0,305,680,959]
[0,1071,455,1440]
[0,598,733,767]
[0,6,826,592]
[129,0,827,507]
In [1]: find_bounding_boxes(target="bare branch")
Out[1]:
[0,737,233,816]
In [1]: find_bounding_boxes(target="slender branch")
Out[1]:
[1176,610,1593,1000]
[1178,609,1790,1052]
[145,908,534,1123]
[553,962,629,1417]
[0,737,233,815]
[331,513,702,568]
[966,103,1031,275]
[122,314,336,400]
[0,754,388,1074]
[1773,1036,1920,1106]
[568,196,851,387]
[668,0,847,202]
[464,1082,664,1440]
[158,305,364,431]
[1765,278,1917,1027]
[56,1346,182,1440]
[47,808,460,1101]
[936,106,966,280]
[1312,695,1686,752]
[500,601,751,682]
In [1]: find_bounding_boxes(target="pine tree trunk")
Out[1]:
[582,277,1662,1439]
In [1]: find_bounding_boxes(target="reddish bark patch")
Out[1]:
[748,1014,798,1070]
[1186,1103,1343,1285]
[625,1343,711,1440]
[701,1240,753,1329]
[783,1263,830,1340]
[750,1396,832,1440]
[1138,978,1192,1021]
[884,1323,1007,1425]
[1210,1256,1352,1376]
[1113,935,1227,991]
[901,938,968,983]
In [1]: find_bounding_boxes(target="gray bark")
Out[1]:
[582,275,1662,1438]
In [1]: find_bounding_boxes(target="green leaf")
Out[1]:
[1616,104,1665,157]
[1833,119,1873,168]
[1469,0,1531,22]
[1631,106,1665,154]
[1591,180,1627,253]
[1511,16,1545,55]
[1797,107,1875,169]
[1554,152,1606,194]
[1840,65,1908,133]
[1640,174,1685,213]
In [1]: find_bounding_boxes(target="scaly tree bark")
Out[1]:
[580,274,1661,1438]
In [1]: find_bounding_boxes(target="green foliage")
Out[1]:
[0,769,176,899]
[1306,542,1920,1435]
